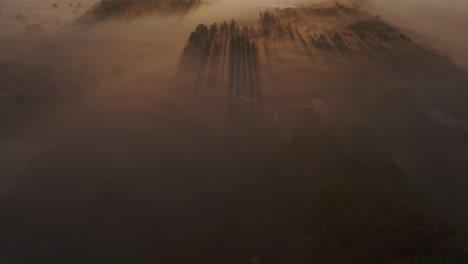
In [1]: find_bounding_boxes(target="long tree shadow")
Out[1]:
[80,0,202,22]
[178,20,261,140]
[176,2,449,142]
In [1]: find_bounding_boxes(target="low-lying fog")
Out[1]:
[365,0,468,68]
[2,0,467,65]
[1,0,468,262]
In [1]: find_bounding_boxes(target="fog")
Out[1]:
[361,0,468,68]
[1,0,468,263]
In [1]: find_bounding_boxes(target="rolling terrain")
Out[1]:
[1,1,468,263]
